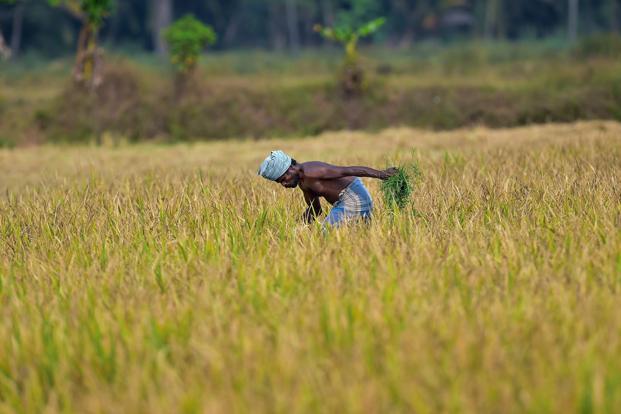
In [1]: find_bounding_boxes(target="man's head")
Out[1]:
[258,150,300,188]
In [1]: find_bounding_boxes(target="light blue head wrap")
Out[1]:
[258,150,292,181]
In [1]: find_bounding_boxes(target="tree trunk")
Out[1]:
[285,0,300,54]
[485,0,500,39]
[74,22,103,90]
[610,0,619,33]
[223,8,241,47]
[394,3,417,48]
[152,0,172,55]
[0,23,10,60]
[319,0,334,26]
[10,1,25,59]
[399,26,416,48]
[300,3,313,46]
[269,3,286,51]
[568,0,579,43]
[105,0,123,46]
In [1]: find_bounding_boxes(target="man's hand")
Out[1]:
[380,167,399,180]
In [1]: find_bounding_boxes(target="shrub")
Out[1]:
[164,15,216,75]
[40,61,152,143]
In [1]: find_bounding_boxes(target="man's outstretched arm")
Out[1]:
[302,190,322,223]
[302,162,397,180]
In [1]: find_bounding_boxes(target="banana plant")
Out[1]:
[314,17,385,65]
[314,17,385,96]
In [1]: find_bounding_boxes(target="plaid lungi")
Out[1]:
[324,178,373,227]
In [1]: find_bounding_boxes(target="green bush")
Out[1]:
[164,15,217,74]
[39,61,154,143]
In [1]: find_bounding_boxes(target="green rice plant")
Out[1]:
[381,163,421,210]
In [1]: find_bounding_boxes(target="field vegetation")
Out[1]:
[2,37,621,145]
[1,121,620,413]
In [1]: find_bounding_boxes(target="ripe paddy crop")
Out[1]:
[1,121,620,413]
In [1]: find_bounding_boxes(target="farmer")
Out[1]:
[258,150,397,226]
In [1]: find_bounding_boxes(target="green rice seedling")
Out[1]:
[381,163,421,210]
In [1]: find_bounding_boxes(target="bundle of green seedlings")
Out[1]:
[380,163,421,210]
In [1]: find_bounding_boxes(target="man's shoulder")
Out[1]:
[300,161,332,170]
[299,161,328,179]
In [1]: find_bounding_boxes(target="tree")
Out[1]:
[0,0,14,60]
[9,0,23,57]
[484,0,504,39]
[151,0,172,55]
[314,17,385,96]
[285,0,300,53]
[610,0,620,32]
[49,0,115,89]
[568,0,579,43]
[164,14,216,95]
[318,0,335,27]
[0,26,9,60]
[389,0,438,46]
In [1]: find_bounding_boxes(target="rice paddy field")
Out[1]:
[1,121,621,413]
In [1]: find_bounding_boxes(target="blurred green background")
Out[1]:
[2,0,620,56]
[1,0,621,146]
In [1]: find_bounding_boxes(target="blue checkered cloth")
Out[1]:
[324,178,373,227]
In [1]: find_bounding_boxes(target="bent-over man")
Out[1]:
[258,150,397,226]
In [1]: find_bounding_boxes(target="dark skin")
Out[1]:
[274,161,398,223]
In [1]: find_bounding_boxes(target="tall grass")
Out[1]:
[1,121,621,413]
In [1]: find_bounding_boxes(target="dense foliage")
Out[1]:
[0,0,620,56]
[48,0,114,28]
[164,15,216,73]
[314,17,386,64]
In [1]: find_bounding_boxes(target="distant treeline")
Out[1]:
[0,0,621,57]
